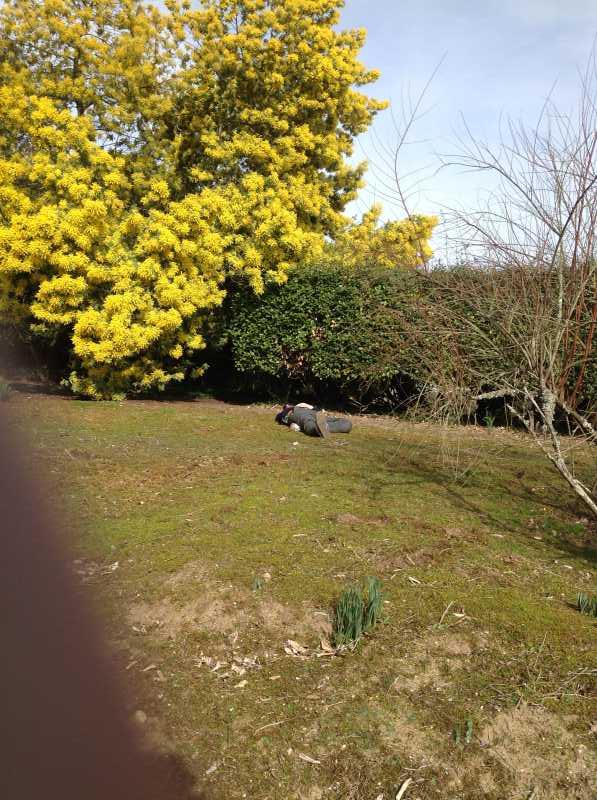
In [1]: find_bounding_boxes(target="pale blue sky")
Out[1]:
[340,0,597,247]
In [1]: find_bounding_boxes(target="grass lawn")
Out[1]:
[6,394,596,800]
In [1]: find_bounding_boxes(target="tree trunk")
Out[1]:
[507,401,597,519]
[547,448,597,517]
[541,387,557,432]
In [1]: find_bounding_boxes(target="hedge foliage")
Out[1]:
[223,261,596,414]
[225,263,431,405]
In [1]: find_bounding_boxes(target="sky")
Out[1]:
[339,0,597,253]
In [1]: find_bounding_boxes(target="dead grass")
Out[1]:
[478,704,596,799]
[129,560,331,646]
[392,631,476,692]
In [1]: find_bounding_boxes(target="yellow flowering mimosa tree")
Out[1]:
[0,0,423,397]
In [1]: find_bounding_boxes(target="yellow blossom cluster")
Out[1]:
[0,90,231,396]
[328,205,438,269]
[175,0,388,237]
[0,0,181,198]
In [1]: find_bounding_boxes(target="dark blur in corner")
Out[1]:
[0,407,205,800]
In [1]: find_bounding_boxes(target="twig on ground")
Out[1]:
[438,600,455,626]
[298,752,321,765]
[396,777,413,800]
[254,719,286,735]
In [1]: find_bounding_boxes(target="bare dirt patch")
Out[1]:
[371,699,443,767]
[374,546,442,574]
[72,558,120,582]
[256,598,332,640]
[170,451,292,483]
[128,595,241,638]
[129,560,331,645]
[478,704,597,799]
[356,696,595,800]
[164,560,212,589]
[393,632,478,692]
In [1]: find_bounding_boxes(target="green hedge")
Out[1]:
[217,261,596,416]
[222,263,430,406]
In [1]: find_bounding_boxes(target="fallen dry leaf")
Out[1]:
[319,637,335,653]
[284,639,309,657]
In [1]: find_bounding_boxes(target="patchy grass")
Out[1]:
[6,395,597,800]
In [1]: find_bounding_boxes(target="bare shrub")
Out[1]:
[383,53,597,516]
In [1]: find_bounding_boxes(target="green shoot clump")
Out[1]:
[363,576,383,632]
[576,592,597,618]
[333,576,383,648]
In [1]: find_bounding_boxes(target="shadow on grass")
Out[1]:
[356,437,596,564]
[9,380,71,397]
[549,521,597,564]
